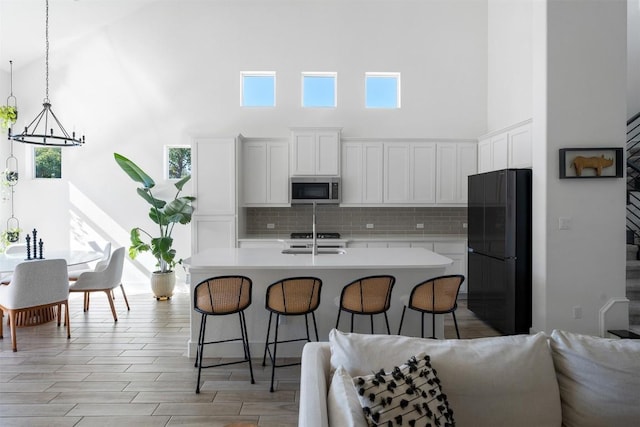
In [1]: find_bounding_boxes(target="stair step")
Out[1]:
[627,244,638,260]
[608,329,640,339]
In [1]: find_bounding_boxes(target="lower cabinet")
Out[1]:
[192,216,236,253]
[238,240,284,249]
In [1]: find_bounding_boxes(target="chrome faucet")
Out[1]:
[312,202,318,256]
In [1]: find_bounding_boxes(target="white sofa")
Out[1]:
[299,329,640,427]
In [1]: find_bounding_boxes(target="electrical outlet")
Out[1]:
[573,306,582,319]
[416,223,424,229]
[462,223,468,229]
[366,223,374,229]
[266,223,275,229]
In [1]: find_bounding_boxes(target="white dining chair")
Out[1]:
[0,259,70,352]
[68,247,128,321]
[68,241,112,280]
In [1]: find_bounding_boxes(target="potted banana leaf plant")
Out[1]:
[114,153,195,300]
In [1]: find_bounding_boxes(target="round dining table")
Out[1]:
[0,249,103,327]
[0,250,103,273]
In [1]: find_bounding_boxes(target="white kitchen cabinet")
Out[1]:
[477,120,532,173]
[290,128,341,176]
[238,240,284,249]
[508,122,532,168]
[241,138,289,206]
[192,216,236,253]
[384,142,436,204]
[341,142,383,204]
[436,142,477,204]
[192,137,236,216]
[191,137,238,251]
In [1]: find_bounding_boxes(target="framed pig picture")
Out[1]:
[559,147,623,179]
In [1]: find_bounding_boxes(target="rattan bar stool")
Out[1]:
[262,276,322,392]
[193,275,254,393]
[335,275,395,334]
[397,274,465,339]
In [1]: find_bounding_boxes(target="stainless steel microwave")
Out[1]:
[290,177,340,204]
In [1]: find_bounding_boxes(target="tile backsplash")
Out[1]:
[244,206,467,237]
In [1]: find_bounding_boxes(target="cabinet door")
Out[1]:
[436,143,458,204]
[478,139,492,173]
[411,143,436,203]
[191,216,236,253]
[267,142,289,204]
[457,143,478,203]
[291,132,316,175]
[242,142,267,204]
[508,123,532,168]
[341,143,363,204]
[384,143,410,203]
[193,138,236,215]
[491,134,508,170]
[362,143,383,203]
[316,131,340,175]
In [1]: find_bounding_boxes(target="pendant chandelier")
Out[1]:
[9,0,85,147]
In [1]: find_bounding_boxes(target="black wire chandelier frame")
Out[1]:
[8,0,85,147]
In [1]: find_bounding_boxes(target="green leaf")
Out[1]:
[114,153,156,189]
[174,174,191,191]
[137,188,166,210]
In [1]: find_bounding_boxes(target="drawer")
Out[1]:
[410,242,434,251]
[434,241,466,254]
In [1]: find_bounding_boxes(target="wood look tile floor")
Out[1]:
[0,281,500,426]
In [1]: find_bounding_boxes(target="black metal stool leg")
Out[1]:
[384,312,390,334]
[370,315,374,334]
[196,315,207,393]
[240,310,255,384]
[350,313,354,332]
[452,311,460,339]
[270,314,280,392]
[304,313,310,342]
[195,313,205,367]
[398,306,406,335]
[312,312,319,341]
[262,312,273,366]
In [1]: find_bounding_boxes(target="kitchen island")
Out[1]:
[185,247,452,357]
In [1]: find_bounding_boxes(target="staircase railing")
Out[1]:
[626,111,640,245]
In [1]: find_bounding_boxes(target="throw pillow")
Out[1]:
[328,365,369,427]
[549,329,640,427]
[329,328,561,426]
[352,352,454,427]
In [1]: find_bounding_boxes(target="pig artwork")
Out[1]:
[571,155,614,177]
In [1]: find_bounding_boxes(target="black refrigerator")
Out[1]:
[467,169,532,335]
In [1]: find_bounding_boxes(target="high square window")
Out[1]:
[165,145,191,180]
[241,72,276,107]
[34,147,62,179]
[365,72,401,109]
[302,72,337,108]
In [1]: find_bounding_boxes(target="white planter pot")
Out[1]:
[151,270,176,300]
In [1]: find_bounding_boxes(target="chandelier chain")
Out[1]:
[45,0,49,102]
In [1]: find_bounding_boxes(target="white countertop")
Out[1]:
[187,247,453,270]
[238,234,466,242]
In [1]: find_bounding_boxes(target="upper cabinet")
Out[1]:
[384,142,436,204]
[436,142,477,204]
[241,137,289,206]
[290,128,341,176]
[341,139,476,206]
[192,137,237,216]
[341,141,384,204]
[478,120,532,173]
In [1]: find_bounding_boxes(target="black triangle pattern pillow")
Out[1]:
[353,352,455,427]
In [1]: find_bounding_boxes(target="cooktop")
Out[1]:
[290,232,341,239]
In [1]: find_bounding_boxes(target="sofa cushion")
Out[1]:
[353,353,454,427]
[328,365,368,427]
[329,329,561,427]
[549,329,640,427]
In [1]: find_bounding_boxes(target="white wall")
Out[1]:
[487,0,533,131]
[532,0,627,335]
[0,0,488,283]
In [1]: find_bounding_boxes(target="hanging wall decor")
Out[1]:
[559,147,623,179]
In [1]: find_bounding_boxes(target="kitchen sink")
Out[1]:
[281,248,346,255]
